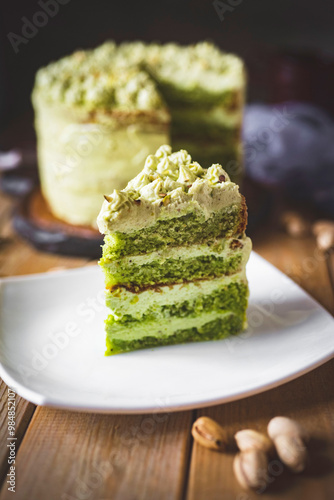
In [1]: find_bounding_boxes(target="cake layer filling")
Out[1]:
[172,134,241,152]
[101,203,246,258]
[105,311,244,355]
[172,123,239,140]
[101,236,251,288]
[106,270,247,320]
[171,108,241,137]
[107,277,248,323]
[155,77,243,106]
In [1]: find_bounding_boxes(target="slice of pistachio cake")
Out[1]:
[97,145,251,355]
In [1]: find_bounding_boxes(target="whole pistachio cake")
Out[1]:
[97,145,251,355]
[33,41,245,228]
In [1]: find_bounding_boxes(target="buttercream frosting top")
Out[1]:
[33,41,244,112]
[97,145,242,234]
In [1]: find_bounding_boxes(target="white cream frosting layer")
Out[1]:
[34,41,245,110]
[35,103,168,227]
[97,145,242,234]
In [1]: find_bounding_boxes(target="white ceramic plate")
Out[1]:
[0,253,333,413]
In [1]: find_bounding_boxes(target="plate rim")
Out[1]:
[1,350,334,414]
[1,252,334,414]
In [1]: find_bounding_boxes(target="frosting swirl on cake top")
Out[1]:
[97,145,242,234]
[33,41,244,112]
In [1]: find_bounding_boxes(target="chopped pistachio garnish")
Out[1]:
[33,41,244,111]
[102,145,231,212]
[97,145,241,234]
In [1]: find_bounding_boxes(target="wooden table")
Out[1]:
[0,188,334,500]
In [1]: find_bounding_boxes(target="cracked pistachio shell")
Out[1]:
[235,429,274,455]
[191,417,227,451]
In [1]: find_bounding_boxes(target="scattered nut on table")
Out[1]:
[267,416,308,472]
[312,220,334,252]
[192,415,311,494]
[233,449,269,491]
[235,429,274,456]
[280,211,311,238]
[191,417,228,451]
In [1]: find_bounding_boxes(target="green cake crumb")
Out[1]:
[106,314,244,355]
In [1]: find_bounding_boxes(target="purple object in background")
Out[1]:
[243,102,334,216]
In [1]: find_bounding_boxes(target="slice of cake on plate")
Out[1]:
[97,145,251,354]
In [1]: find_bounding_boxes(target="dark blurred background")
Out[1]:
[0,0,333,254]
[1,0,334,131]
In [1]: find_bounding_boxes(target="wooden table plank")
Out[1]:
[0,192,194,500]
[251,226,334,313]
[327,251,334,295]
[0,191,95,493]
[186,227,334,500]
[0,407,193,500]
[1,189,334,499]
[187,360,334,500]
[0,193,89,278]
[0,380,35,486]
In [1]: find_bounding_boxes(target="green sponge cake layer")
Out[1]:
[171,111,241,139]
[101,236,251,288]
[106,311,244,355]
[102,203,246,259]
[106,271,247,321]
[107,278,248,323]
